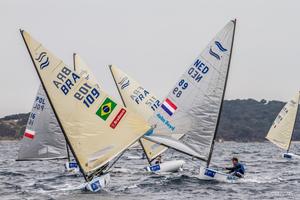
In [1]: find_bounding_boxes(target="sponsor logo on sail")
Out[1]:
[110,108,126,129]
[35,52,50,70]
[161,98,177,116]
[24,129,35,139]
[118,77,130,90]
[209,41,227,60]
[215,41,227,52]
[209,48,221,60]
[156,113,175,131]
[96,98,117,121]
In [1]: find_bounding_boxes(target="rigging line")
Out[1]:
[105,150,127,173]
[66,144,71,162]
[287,91,300,153]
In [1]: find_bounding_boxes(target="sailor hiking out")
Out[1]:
[225,157,245,178]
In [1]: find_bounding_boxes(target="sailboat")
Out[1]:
[17,84,80,173]
[17,84,69,162]
[266,92,300,159]
[20,30,151,192]
[17,86,82,174]
[136,20,237,181]
[17,54,98,174]
[109,65,185,172]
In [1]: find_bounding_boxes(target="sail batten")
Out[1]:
[21,30,151,181]
[266,92,300,151]
[144,135,206,161]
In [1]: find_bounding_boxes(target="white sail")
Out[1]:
[17,85,67,161]
[147,20,236,165]
[109,65,183,162]
[266,92,300,151]
[21,30,151,180]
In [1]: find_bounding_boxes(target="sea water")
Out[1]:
[0,141,299,200]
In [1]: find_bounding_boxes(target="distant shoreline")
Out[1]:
[1,138,299,143]
[2,99,300,142]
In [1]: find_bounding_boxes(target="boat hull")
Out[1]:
[198,166,240,183]
[145,160,185,173]
[65,161,80,174]
[85,174,111,192]
[282,152,300,159]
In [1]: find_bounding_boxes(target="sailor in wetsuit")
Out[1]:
[225,157,245,178]
[155,155,163,165]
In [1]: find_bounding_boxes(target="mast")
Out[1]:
[139,140,152,164]
[109,65,127,107]
[73,53,77,71]
[287,91,300,153]
[206,19,237,167]
[63,53,79,162]
[20,30,87,181]
[66,144,71,162]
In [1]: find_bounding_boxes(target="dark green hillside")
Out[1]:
[1,99,299,142]
[217,99,288,141]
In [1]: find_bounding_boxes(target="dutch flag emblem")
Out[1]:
[161,98,177,116]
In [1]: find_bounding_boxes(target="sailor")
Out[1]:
[155,155,163,165]
[225,157,245,178]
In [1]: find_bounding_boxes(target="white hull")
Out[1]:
[85,174,111,192]
[145,160,185,173]
[65,161,80,174]
[198,166,240,183]
[282,152,300,159]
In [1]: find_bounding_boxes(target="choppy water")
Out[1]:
[0,141,299,200]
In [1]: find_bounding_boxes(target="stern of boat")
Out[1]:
[145,160,185,173]
[282,152,300,159]
[65,160,80,174]
[198,166,238,182]
[85,173,111,192]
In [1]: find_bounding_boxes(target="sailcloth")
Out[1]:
[17,85,67,161]
[266,92,300,151]
[110,65,184,162]
[20,30,151,180]
[146,20,236,164]
[73,53,99,87]
[17,54,98,161]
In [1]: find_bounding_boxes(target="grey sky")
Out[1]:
[0,0,299,117]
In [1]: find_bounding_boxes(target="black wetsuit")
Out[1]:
[226,163,245,178]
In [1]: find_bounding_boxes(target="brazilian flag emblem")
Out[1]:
[96,97,117,121]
